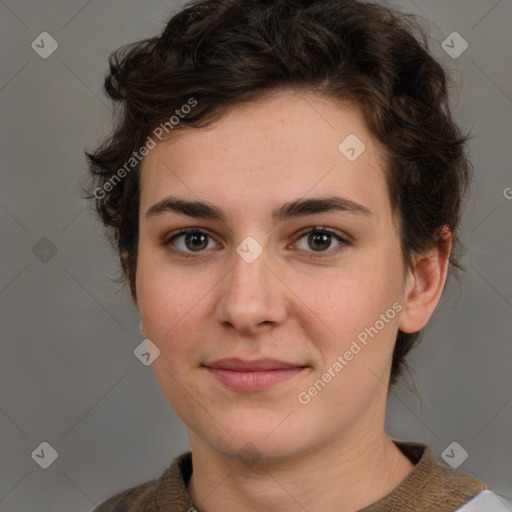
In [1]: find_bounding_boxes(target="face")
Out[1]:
[134,89,411,461]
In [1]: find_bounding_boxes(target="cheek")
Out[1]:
[296,272,399,419]
[297,255,402,373]
[135,250,222,383]
[303,264,395,331]
[136,262,206,408]
[136,246,199,332]
[139,287,201,357]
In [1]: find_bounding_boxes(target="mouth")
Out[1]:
[202,358,309,391]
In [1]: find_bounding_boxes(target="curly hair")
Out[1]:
[85,0,473,390]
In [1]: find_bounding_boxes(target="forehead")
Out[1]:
[139,90,391,223]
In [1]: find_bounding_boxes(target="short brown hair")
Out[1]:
[85,0,473,389]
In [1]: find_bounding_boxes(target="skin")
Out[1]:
[132,89,451,512]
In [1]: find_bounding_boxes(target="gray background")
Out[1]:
[0,1,511,511]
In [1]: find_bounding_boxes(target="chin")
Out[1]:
[196,419,308,464]
[219,437,299,464]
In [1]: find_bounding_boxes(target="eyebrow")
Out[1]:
[145,195,372,223]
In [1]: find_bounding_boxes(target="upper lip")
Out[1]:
[203,358,306,371]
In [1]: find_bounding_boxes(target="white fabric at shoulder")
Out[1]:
[456,490,512,511]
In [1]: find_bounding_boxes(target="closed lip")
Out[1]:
[202,358,307,371]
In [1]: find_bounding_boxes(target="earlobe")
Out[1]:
[398,226,452,334]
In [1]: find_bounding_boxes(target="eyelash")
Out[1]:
[163,226,351,259]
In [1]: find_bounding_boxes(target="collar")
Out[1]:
[155,440,488,512]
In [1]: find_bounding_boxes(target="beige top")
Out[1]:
[93,440,490,512]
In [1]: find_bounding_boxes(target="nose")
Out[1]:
[215,246,288,335]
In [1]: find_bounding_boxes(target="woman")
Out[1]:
[86,0,509,510]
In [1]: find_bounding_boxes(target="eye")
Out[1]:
[293,227,350,258]
[165,228,219,255]
[164,226,350,259]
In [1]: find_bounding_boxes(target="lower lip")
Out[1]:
[205,367,307,391]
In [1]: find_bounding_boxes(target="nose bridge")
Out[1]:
[216,241,286,331]
[227,244,272,305]
[231,245,269,292]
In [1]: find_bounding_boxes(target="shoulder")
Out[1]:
[396,440,489,496]
[92,478,159,512]
[455,490,512,512]
[426,457,488,492]
[90,451,194,512]
[391,440,492,512]
[419,446,491,509]
[416,446,511,512]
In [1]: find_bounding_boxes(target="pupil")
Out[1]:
[309,232,331,251]
[186,232,207,251]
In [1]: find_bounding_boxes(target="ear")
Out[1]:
[398,226,452,334]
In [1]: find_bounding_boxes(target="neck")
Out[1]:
[187,429,415,512]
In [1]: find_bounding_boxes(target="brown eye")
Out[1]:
[294,227,349,258]
[307,231,332,251]
[166,229,218,254]
[183,232,208,251]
